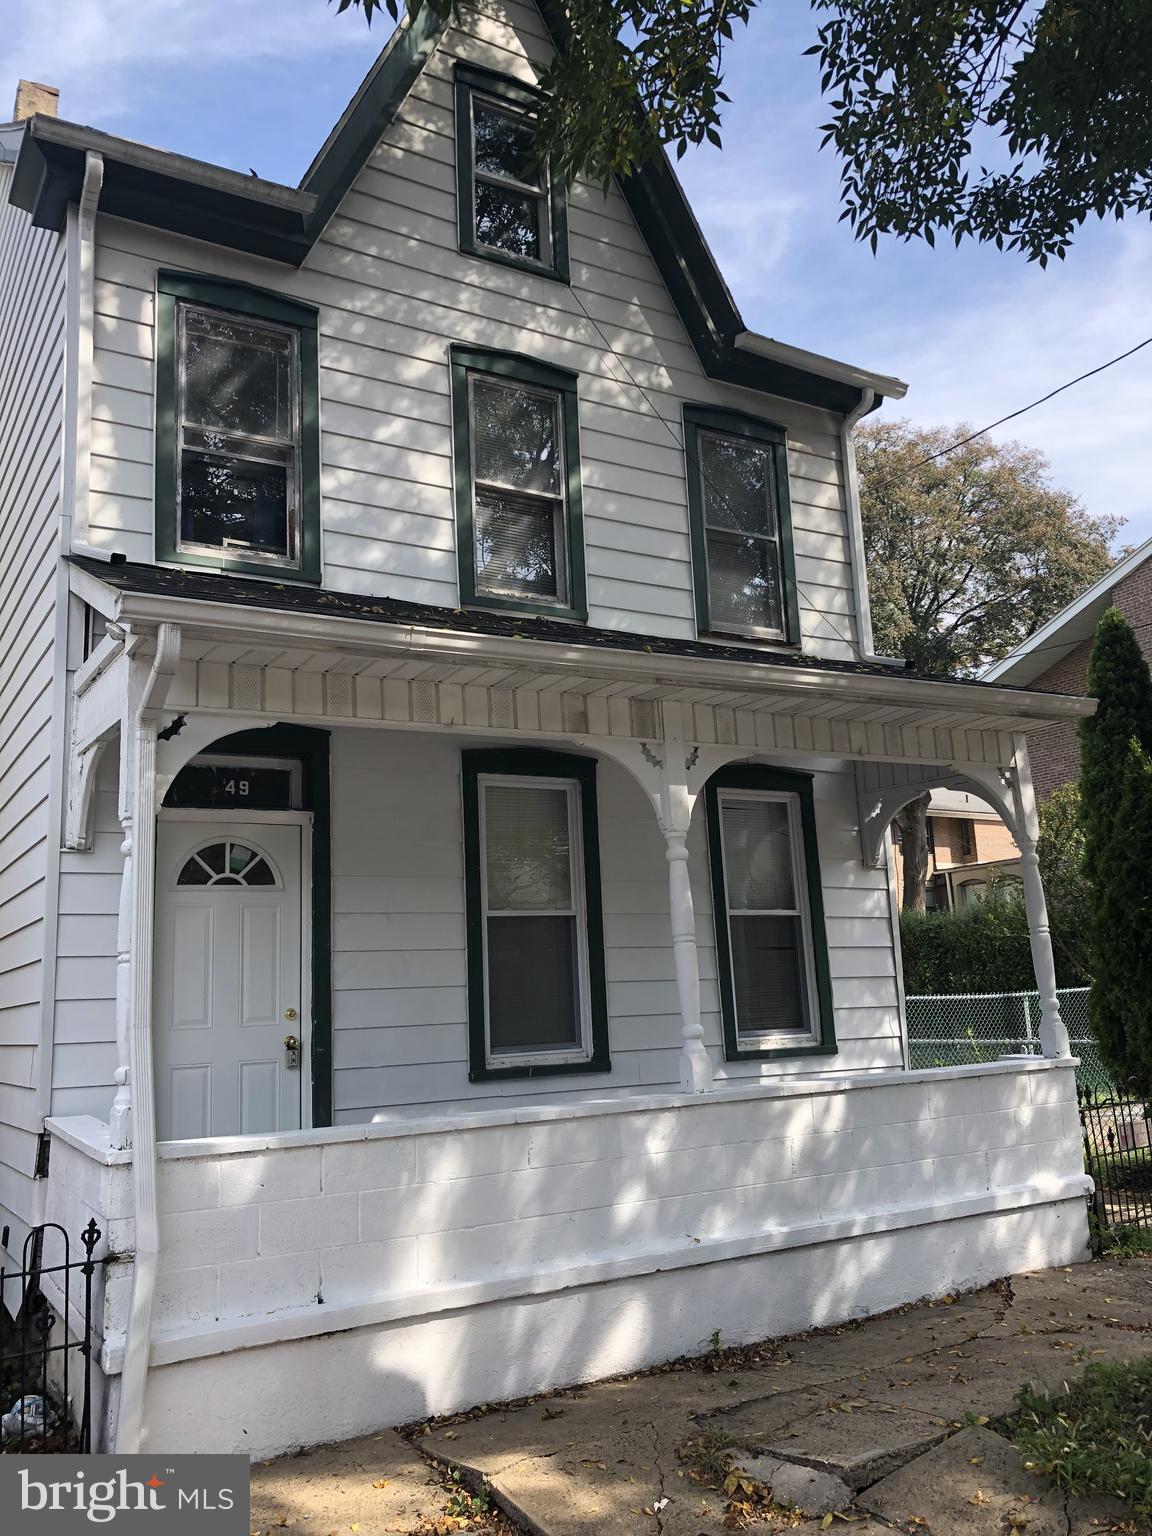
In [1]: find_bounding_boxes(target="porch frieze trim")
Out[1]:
[99,1170,1092,1376]
[108,588,1095,726]
[161,666,1024,771]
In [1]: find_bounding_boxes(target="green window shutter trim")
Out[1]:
[461,747,610,1081]
[154,270,322,584]
[704,762,837,1063]
[450,344,587,622]
[682,403,802,646]
[453,62,571,285]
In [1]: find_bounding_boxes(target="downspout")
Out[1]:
[33,150,104,1219]
[114,623,181,1454]
[841,387,901,667]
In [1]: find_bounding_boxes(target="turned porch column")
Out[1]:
[658,783,712,1094]
[1012,735,1070,1059]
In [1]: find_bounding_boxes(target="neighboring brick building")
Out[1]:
[985,539,1151,800]
[893,788,1021,909]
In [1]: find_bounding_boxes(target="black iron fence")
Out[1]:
[1078,1088,1152,1250]
[0,1218,101,1453]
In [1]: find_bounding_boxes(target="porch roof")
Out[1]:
[69,556,1093,745]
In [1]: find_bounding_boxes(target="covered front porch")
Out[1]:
[55,559,1095,1452]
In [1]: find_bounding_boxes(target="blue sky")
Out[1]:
[6,0,1150,546]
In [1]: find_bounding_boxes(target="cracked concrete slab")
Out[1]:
[250,1428,446,1535]
[722,1398,955,1488]
[729,1454,851,1516]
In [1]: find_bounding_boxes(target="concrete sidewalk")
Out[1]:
[251,1258,1151,1535]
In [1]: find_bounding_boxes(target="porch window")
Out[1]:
[705,764,835,1060]
[155,272,321,582]
[462,749,609,1079]
[455,64,570,282]
[683,406,801,643]
[451,347,587,620]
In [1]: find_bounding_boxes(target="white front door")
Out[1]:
[155,818,305,1140]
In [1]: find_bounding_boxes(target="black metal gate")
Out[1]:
[1078,1088,1152,1250]
[0,1218,101,1453]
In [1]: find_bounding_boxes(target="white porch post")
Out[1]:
[591,712,752,1095]
[109,807,133,1149]
[1012,734,1070,1059]
[660,782,712,1094]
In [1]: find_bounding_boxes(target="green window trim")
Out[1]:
[155,270,322,584]
[683,404,802,646]
[704,763,836,1062]
[462,748,610,1081]
[450,344,588,620]
[454,62,571,284]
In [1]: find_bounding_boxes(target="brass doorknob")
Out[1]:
[284,1007,298,1022]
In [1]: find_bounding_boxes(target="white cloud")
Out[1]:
[872,229,1152,544]
[2,0,377,124]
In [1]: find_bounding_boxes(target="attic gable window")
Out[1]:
[455,63,570,282]
[155,272,321,583]
[683,405,802,645]
[451,346,587,621]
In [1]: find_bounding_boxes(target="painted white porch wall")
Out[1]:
[52,729,904,1120]
[84,0,860,658]
[0,161,67,1257]
[84,1060,1087,1455]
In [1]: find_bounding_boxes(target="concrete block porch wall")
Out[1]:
[48,1058,1090,1456]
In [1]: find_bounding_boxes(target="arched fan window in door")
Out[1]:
[176,840,279,888]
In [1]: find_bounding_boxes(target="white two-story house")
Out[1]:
[0,0,1093,1457]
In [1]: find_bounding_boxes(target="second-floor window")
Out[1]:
[156,272,321,582]
[683,406,801,644]
[451,346,587,620]
[455,64,570,282]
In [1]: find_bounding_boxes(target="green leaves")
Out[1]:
[332,1,1152,258]
[858,419,1118,680]
[807,0,1152,260]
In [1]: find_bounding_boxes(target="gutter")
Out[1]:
[839,387,905,668]
[734,330,908,407]
[101,585,1096,726]
[33,149,105,1221]
[114,624,182,1454]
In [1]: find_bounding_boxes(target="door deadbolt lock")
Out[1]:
[284,1008,299,1021]
[283,1034,300,1069]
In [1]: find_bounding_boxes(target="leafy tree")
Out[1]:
[1079,610,1152,1096]
[337,0,1152,261]
[1078,608,1152,887]
[858,419,1117,908]
[1036,783,1091,987]
[1089,737,1152,1097]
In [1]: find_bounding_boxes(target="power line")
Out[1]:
[868,333,1152,493]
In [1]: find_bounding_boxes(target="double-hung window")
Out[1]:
[451,347,586,619]
[705,765,835,1060]
[683,405,801,643]
[156,272,321,582]
[462,750,609,1079]
[455,63,569,281]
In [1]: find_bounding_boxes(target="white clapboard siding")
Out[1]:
[321,729,900,1118]
[0,163,66,1255]
[84,0,861,655]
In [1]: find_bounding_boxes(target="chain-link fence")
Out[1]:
[906,987,1112,1093]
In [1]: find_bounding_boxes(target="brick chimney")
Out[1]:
[13,81,60,122]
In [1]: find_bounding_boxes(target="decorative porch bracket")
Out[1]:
[854,740,1070,1060]
[63,626,133,851]
[586,702,750,1094]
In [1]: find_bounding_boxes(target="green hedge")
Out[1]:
[899,897,1037,994]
